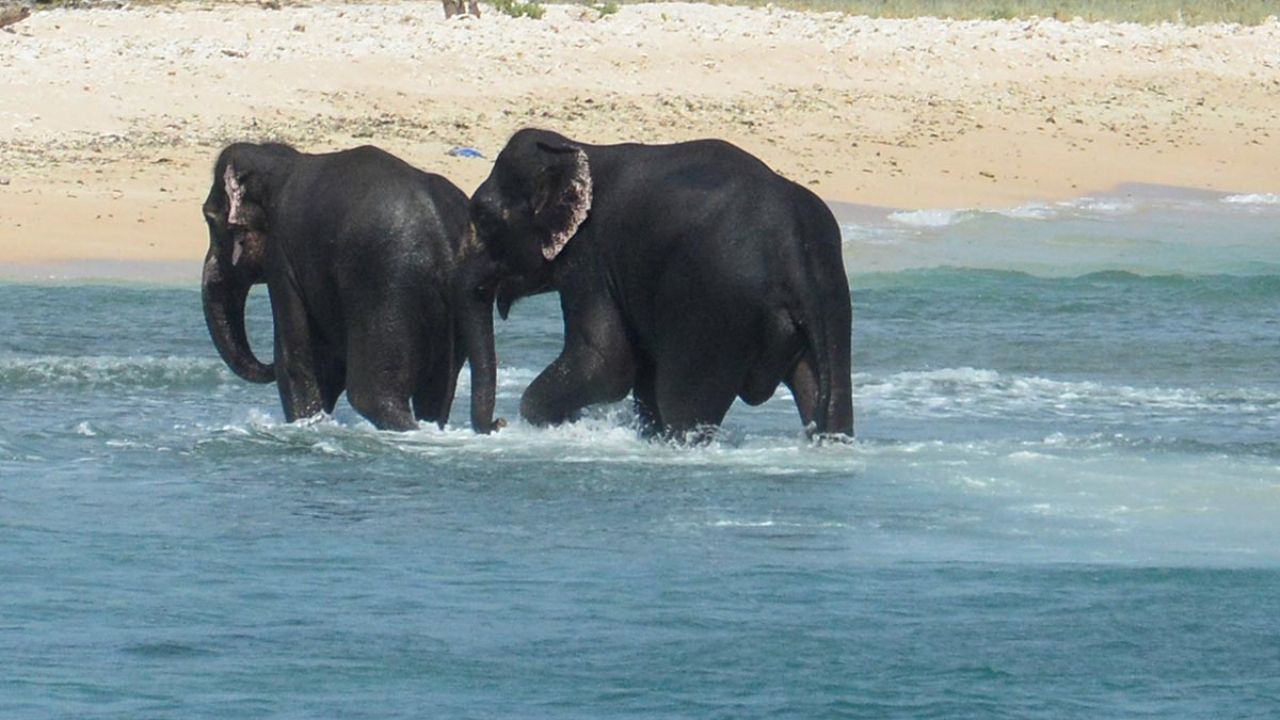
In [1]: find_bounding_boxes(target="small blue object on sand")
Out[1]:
[447,146,485,159]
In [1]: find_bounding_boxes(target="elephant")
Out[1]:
[469,128,853,440]
[201,142,500,433]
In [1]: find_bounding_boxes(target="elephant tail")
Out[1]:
[792,196,853,439]
[820,283,854,438]
[794,289,852,439]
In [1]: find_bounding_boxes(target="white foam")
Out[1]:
[886,209,971,228]
[996,202,1057,220]
[0,354,231,388]
[708,519,852,529]
[859,367,1274,421]
[310,440,358,457]
[711,519,779,528]
[1222,193,1280,205]
[839,222,902,246]
[197,402,862,474]
[1060,196,1137,215]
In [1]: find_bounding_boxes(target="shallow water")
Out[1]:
[3,186,1280,717]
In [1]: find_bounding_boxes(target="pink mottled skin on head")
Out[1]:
[224,165,248,226]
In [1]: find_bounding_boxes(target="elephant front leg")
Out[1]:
[273,335,326,423]
[522,340,635,427]
[269,282,327,423]
[632,357,662,437]
[521,294,636,427]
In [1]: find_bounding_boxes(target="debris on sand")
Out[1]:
[447,146,486,159]
[0,4,31,31]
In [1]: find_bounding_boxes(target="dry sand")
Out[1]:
[0,1,1277,268]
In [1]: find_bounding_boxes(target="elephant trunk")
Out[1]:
[459,266,499,433]
[202,249,274,383]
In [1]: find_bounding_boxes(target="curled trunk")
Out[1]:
[202,250,274,383]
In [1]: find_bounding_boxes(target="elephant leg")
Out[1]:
[739,311,804,407]
[783,348,844,438]
[317,353,346,415]
[347,375,416,431]
[269,282,326,423]
[647,286,753,440]
[632,355,662,437]
[653,339,745,442]
[784,353,820,432]
[413,343,464,429]
[521,316,636,427]
[345,323,419,432]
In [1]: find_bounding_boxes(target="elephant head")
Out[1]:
[200,143,296,384]
[469,129,593,318]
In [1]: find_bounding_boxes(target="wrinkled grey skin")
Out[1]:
[471,128,853,441]
[202,142,500,432]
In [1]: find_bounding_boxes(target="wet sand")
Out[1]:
[1,2,1277,272]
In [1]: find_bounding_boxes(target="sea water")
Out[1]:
[3,186,1279,718]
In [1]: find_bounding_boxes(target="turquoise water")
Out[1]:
[3,187,1280,717]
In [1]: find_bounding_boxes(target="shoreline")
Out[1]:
[1,2,1278,267]
[3,182,1269,284]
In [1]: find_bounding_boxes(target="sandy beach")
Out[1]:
[0,1,1277,268]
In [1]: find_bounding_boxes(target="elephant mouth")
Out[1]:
[496,280,519,320]
[495,275,551,320]
[229,227,266,274]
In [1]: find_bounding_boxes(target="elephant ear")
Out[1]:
[219,160,268,268]
[531,142,592,262]
[224,163,255,227]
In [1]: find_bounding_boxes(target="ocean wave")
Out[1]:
[882,196,1140,231]
[854,267,1280,296]
[1222,193,1280,205]
[1038,432,1280,460]
[859,367,1280,421]
[1060,196,1138,215]
[994,202,1057,220]
[886,209,972,228]
[838,222,901,247]
[0,354,235,390]
[1073,270,1280,296]
[0,354,546,394]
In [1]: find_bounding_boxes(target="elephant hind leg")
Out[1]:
[345,328,420,432]
[650,297,757,440]
[655,365,739,442]
[739,311,804,407]
[653,338,746,442]
[412,343,464,429]
[347,383,416,431]
[784,352,820,432]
